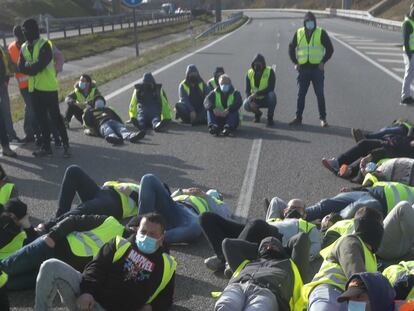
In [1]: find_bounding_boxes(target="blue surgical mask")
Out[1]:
[305,20,315,30]
[220,84,230,93]
[79,82,87,90]
[136,233,159,254]
[348,301,367,311]
[94,100,105,109]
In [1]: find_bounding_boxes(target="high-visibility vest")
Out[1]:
[66,216,125,257]
[0,230,27,260]
[373,181,414,213]
[8,41,29,89]
[74,87,96,104]
[267,217,316,234]
[0,46,13,78]
[21,37,58,92]
[214,90,235,111]
[296,27,325,65]
[247,67,271,98]
[208,78,218,90]
[297,235,377,310]
[112,236,177,304]
[173,194,215,215]
[181,80,204,96]
[383,261,414,299]
[326,219,354,237]
[362,159,390,186]
[0,271,7,288]
[394,300,414,310]
[128,87,171,121]
[403,17,414,52]
[0,182,14,206]
[102,181,140,218]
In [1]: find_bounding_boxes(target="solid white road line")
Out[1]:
[348,42,399,46]
[355,46,401,50]
[235,139,263,218]
[365,52,403,56]
[377,58,404,63]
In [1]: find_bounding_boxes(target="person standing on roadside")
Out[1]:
[401,3,414,105]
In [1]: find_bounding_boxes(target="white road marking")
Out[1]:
[377,58,404,63]
[365,52,403,56]
[355,46,401,50]
[235,139,263,218]
[346,39,376,43]
[349,42,400,46]
[331,34,414,91]
[392,67,405,72]
[276,43,280,50]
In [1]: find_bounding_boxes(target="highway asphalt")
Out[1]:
[4,10,414,310]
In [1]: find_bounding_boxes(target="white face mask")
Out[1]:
[95,100,105,109]
[19,214,31,229]
[348,301,367,311]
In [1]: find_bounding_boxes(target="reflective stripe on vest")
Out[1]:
[102,181,140,218]
[112,236,177,303]
[326,219,354,239]
[403,17,414,52]
[66,216,125,257]
[374,182,414,213]
[290,260,304,310]
[0,230,27,260]
[0,183,14,205]
[181,80,204,96]
[247,67,271,96]
[266,218,315,234]
[296,27,325,65]
[21,38,58,92]
[214,90,234,111]
[208,78,217,90]
[8,41,29,89]
[74,87,96,103]
[173,195,211,215]
[0,271,7,288]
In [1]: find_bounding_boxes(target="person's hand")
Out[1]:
[222,109,229,117]
[35,223,45,233]
[76,293,96,311]
[359,155,372,171]
[250,101,258,112]
[213,109,222,117]
[138,305,152,311]
[43,235,56,248]
[190,111,196,123]
[340,187,351,193]
[318,62,325,71]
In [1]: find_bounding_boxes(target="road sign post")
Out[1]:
[122,0,143,57]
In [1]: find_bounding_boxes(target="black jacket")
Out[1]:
[370,136,414,161]
[204,87,242,113]
[18,39,53,76]
[83,107,124,134]
[245,53,276,97]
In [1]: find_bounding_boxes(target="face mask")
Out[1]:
[19,214,31,229]
[253,64,263,72]
[95,100,105,109]
[348,301,367,311]
[220,84,230,93]
[305,20,315,30]
[188,76,198,84]
[79,82,87,90]
[136,233,159,254]
[365,162,377,173]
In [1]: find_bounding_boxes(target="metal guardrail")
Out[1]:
[195,12,244,39]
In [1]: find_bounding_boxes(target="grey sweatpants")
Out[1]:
[402,54,414,100]
[215,282,279,311]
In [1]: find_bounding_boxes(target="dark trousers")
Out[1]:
[44,165,122,231]
[0,108,10,147]
[175,102,207,125]
[337,139,385,166]
[296,66,326,120]
[31,90,69,150]
[65,103,84,124]
[21,88,40,138]
[0,287,9,311]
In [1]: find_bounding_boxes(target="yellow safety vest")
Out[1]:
[0,182,14,206]
[128,87,171,121]
[0,271,7,288]
[208,78,218,90]
[0,46,13,77]
[74,87,96,104]
[112,236,177,304]
[297,235,377,310]
[21,37,59,92]
[0,230,27,260]
[296,27,325,65]
[173,194,213,215]
[66,216,125,257]
[103,181,140,218]
[267,218,316,234]
[214,90,235,111]
[383,261,414,299]
[403,17,414,52]
[247,67,271,98]
[181,80,204,97]
[326,219,354,237]
[374,181,414,213]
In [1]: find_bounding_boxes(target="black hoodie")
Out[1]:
[288,12,334,67]
[245,54,276,97]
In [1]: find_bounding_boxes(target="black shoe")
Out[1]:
[20,136,35,144]
[209,125,220,136]
[154,121,166,132]
[2,146,17,158]
[263,197,270,214]
[222,128,231,136]
[105,135,123,145]
[266,119,275,127]
[254,111,263,123]
[33,148,52,157]
[401,97,414,105]
[289,117,302,126]
[63,144,71,158]
[129,131,146,143]
[9,136,23,143]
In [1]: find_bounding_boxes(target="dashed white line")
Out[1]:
[355,46,400,50]
[365,52,403,56]
[392,67,405,73]
[276,43,280,50]
[377,58,404,64]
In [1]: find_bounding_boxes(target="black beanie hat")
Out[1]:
[4,199,27,220]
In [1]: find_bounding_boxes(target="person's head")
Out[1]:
[337,273,395,311]
[3,199,30,229]
[304,11,317,31]
[142,72,156,92]
[93,95,106,109]
[251,53,266,73]
[78,74,92,91]
[135,213,165,254]
[258,236,288,260]
[213,67,225,81]
[22,18,40,43]
[218,74,232,94]
[321,212,343,231]
[354,207,384,253]
[13,25,25,46]
[283,199,306,219]
[186,64,200,85]
[206,189,223,201]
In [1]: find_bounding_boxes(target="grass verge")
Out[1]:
[10,16,247,122]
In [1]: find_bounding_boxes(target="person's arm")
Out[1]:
[222,238,258,272]
[403,21,413,58]
[229,91,243,112]
[255,69,275,96]
[203,91,215,111]
[308,227,321,261]
[289,32,298,64]
[245,74,251,97]
[23,227,39,245]
[150,273,175,311]
[370,147,393,162]
[178,83,192,108]
[321,231,341,249]
[82,108,96,131]
[65,90,77,104]
[18,43,53,76]
[334,235,366,279]
[0,51,6,83]
[321,30,334,64]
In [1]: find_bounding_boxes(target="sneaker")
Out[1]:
[2,146,17,158]
[222,128,231,137]
[338,164,352,178]
[254,111,263,123]
[204,256,225,272]
[263,197,270,214]
[105,135,123,145]
[129,131,146,143]
[266,119,275,127]
[289,118,302,126]
[401,97,414,105]
[63,144,71,158]
[320,119,328,128]
[209,125,220,136]
[224,263,233,279]
[321,157,339,174]
[33,148,52,157]
[351,128,365,143]
[20,136,35,144]
[154,121,165,132]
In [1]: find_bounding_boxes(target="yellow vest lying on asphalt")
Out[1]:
[103,181,140,218]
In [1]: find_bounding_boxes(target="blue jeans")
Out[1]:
[307,284,346,311]
[99,119,133,141]
[207,110,239,130]
[1,236,55,290]
[365,124,407,139]
[175,102,207,125]
[0,84,17,139]
[296,66,326,120]
[138,174,202,243]
[305,191,384,221]
[243,91,277,119]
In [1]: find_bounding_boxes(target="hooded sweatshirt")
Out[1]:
[245,54,276,97]
[135,73,162,119]
[179,65,208,112]
[288,12,334,67]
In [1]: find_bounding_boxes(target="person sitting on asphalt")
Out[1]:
[38,165,141,232]
[204,74,242,136]
[138,173,231,244]
[128,72,172,133]
[83,95,145,145]
[0,165,18,209]
[337,272,396,311]
[243,53,277,126]
[297,207,384,311]
[214,236,305,311]
[34,213,176,311]
[207,66,225,92]
[0,269,9,311]
[321,133,414,177]
[175,64,209,125]
[1,214,138,290]
[351,118,414,143]
[64,74,101,128]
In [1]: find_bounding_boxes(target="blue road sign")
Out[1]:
[122,0,143,8]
